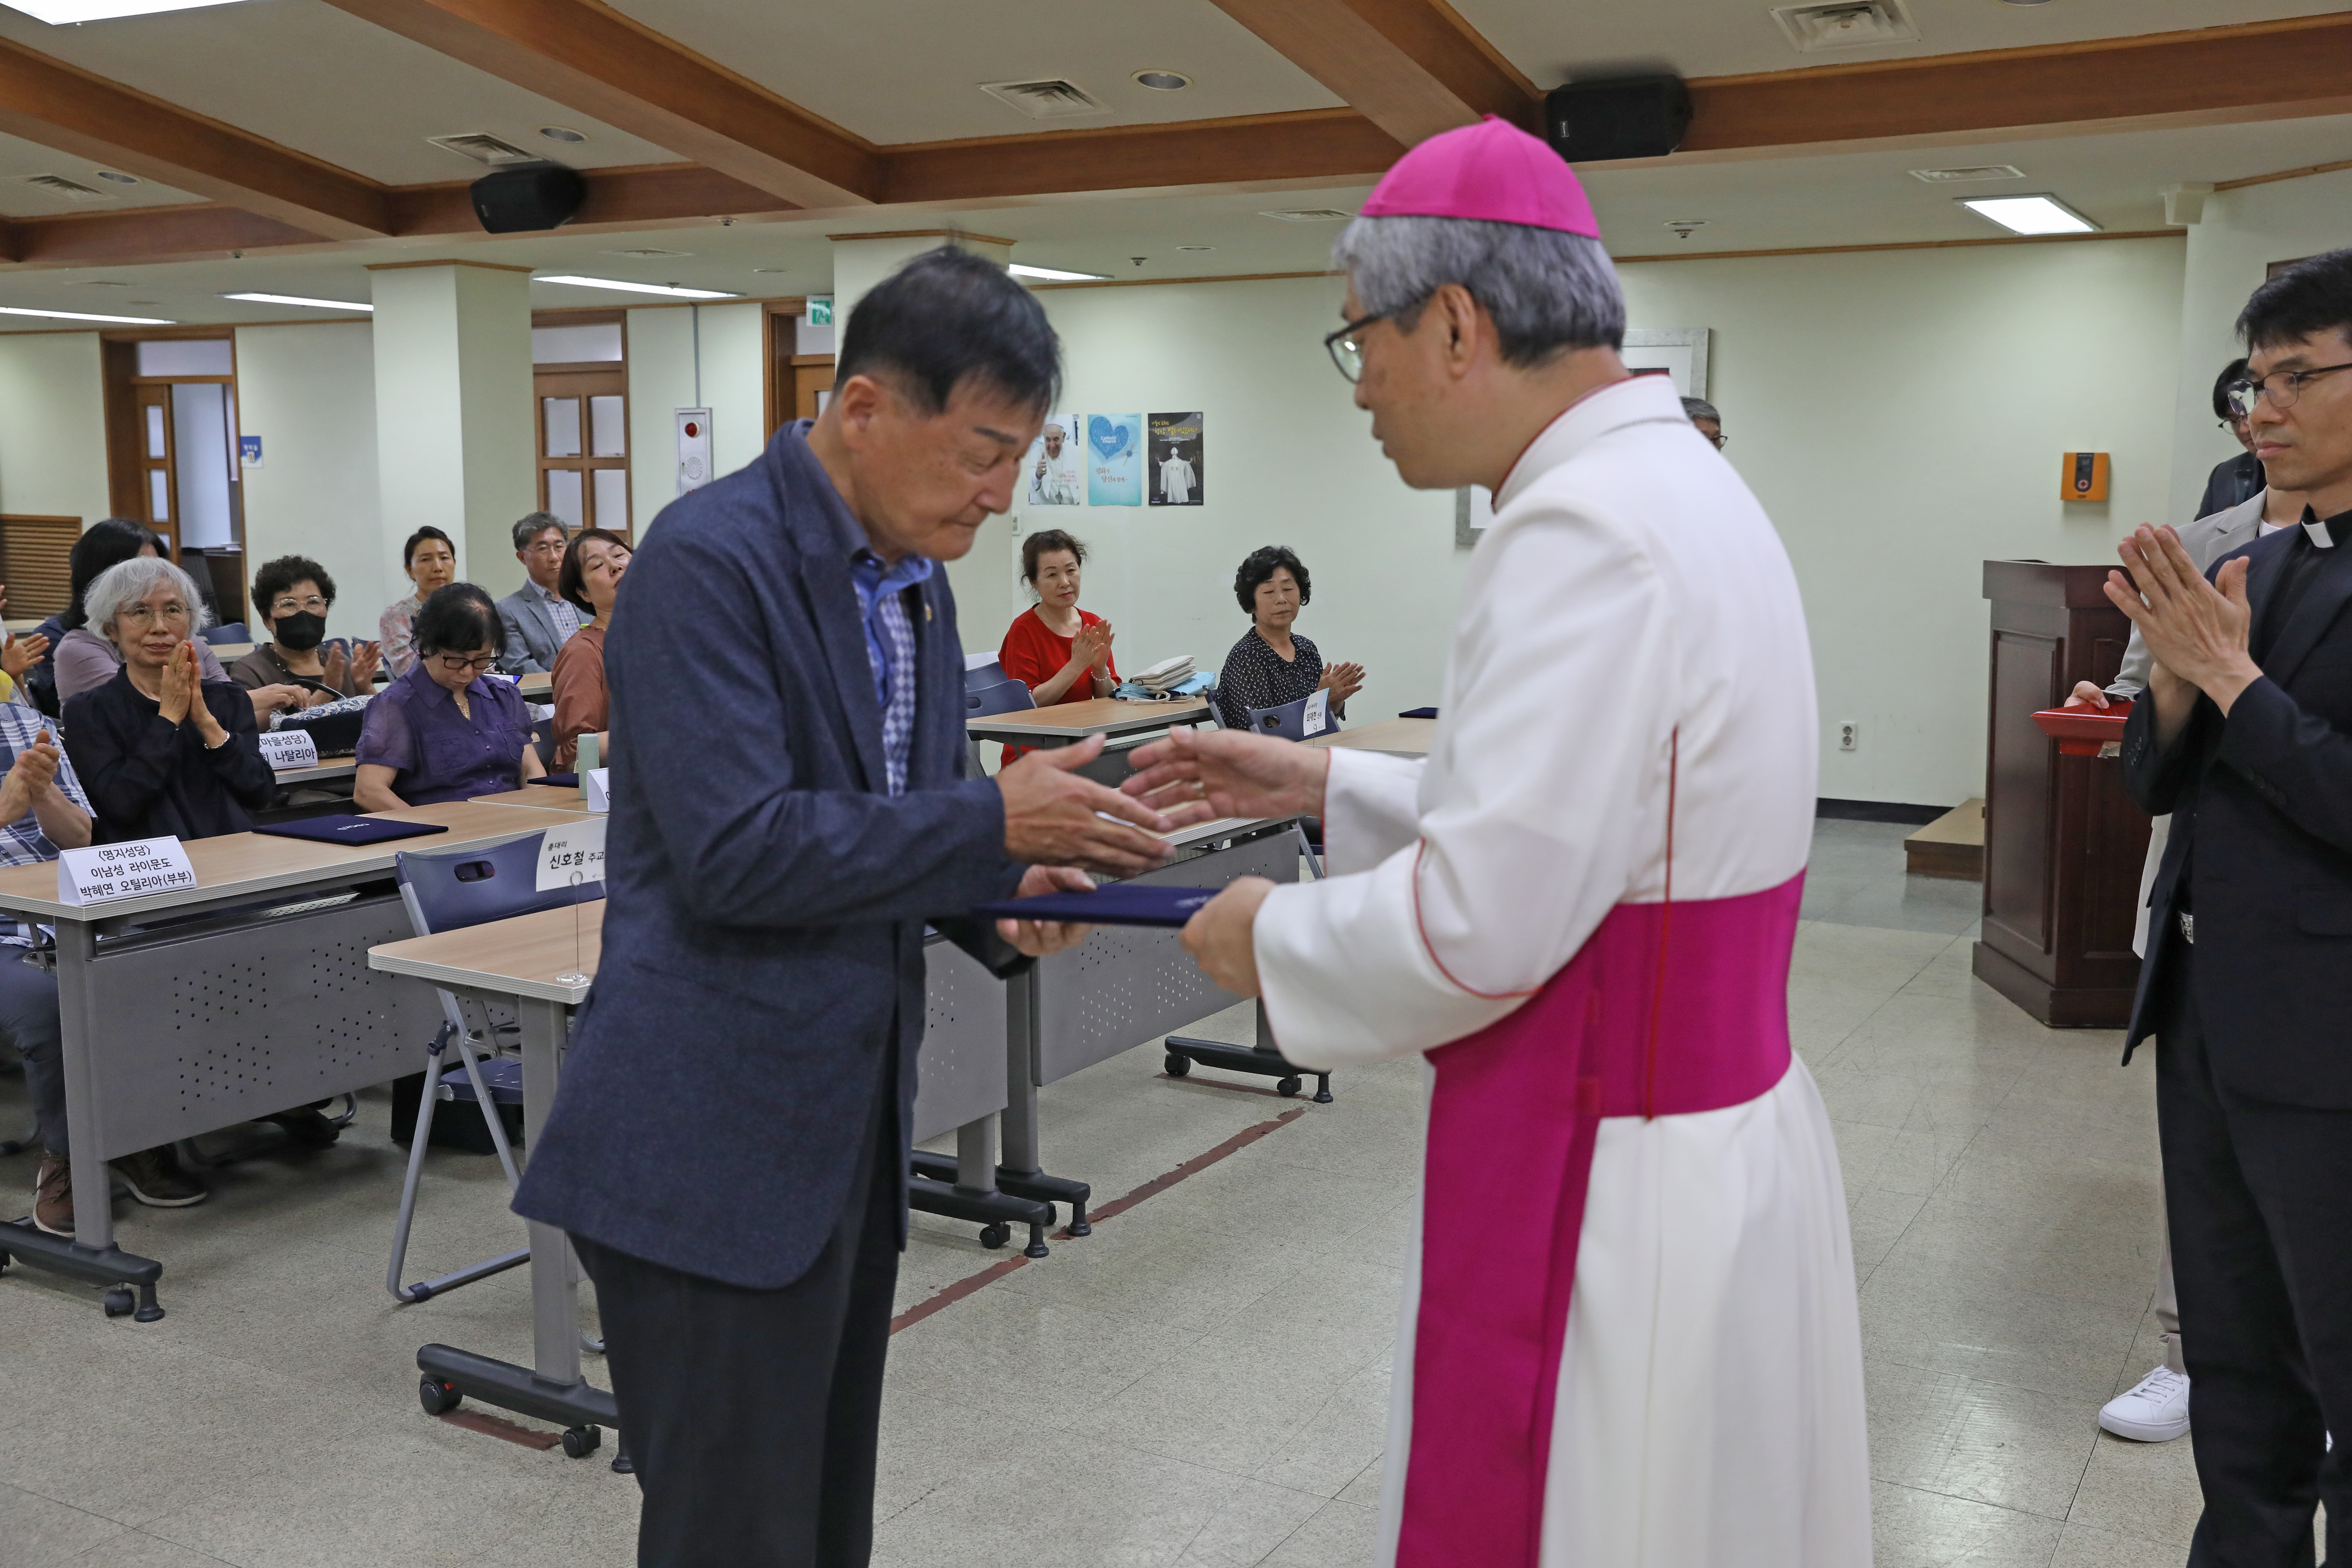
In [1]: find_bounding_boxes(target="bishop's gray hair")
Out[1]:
[1331,215,1625,366]
[85,555,211,644]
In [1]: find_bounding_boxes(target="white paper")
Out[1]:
[1303,688,1330,737]
[583,767,611,814]
[536,817,608,892]
[58,837,196,906]
[258,729,319,770]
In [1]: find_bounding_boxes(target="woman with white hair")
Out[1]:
[60,555,276,845]
[1128,118,1867,1568]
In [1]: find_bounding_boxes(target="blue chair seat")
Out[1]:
[437,1055,523,1106]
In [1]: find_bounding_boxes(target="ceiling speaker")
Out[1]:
[1543,77,1692,164]
[470,163,587,234]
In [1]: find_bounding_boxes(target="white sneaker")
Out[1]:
[2099,1366,2190,1442]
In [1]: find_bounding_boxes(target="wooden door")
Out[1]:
[534,365,630,538]
[132,384,178,557]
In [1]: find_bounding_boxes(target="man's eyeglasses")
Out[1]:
[2227,362,2352,417]
[521,539,566,556]
[270,596,328,616]
[1324,313,1386,384]
[433,652,498,675]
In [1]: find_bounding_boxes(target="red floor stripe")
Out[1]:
[439,1408,562,1450]
[891,1105,1308,1335]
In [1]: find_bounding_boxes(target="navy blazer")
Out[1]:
[513,423,1027,1289]
[2121,523,2352,1107]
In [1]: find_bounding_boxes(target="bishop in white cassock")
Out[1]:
[1127,118,1870,1568]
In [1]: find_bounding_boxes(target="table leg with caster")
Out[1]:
[1163,1000,1332,1102]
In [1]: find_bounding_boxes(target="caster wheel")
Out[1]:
[1164,1050,1191,1077]
[1276,1076,1303,1098]
[561,1424,602,1460]
[102,1286,134,1317]
[978,1221,1011,1251]
[419,1375,462,1416]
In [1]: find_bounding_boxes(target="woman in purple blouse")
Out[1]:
[354,583,545,810]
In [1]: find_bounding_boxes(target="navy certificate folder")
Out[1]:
[973,884,1222,929]
[531,773,580,787]
[254,815,453,846]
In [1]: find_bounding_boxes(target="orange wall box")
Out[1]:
[2061,451,2110,502]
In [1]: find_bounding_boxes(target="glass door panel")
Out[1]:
[589,395,625,457]
[543,397,582,458]
[593,468,628,531]
[545,468,583,530]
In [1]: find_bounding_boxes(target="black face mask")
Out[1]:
[272,611,326,651]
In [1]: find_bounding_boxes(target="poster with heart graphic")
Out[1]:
[1085,412,1143,506]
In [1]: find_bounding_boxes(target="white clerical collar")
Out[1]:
[2297,507,2343,548]
[1493,373,1689,511]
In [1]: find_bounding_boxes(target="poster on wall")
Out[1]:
[1027,412,1083,505]
[1086,413,1143,506]
[1148,412,1203,506]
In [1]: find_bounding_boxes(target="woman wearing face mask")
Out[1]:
[230,556,383,705]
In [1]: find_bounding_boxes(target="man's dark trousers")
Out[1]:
[573,1045,899,1568]
[2155,945,2352,1567]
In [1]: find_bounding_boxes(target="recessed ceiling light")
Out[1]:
[540,126,588,144]
[1132,70,1191,91]
[1007,263,1109,282]
[1177,245,1214,252]
[0,304,175,324]
[1958,193,2097,235]
[1911,164,2025,183]
[92,170,140,186]
[3,0,243,20]
[534,275,739,299]
[222,292,372,312]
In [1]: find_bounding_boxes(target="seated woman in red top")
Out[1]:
[996,529,1119,762]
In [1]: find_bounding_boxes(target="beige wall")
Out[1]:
[234,321,384,639]
[625,302,768,534]
[0,331,110,527]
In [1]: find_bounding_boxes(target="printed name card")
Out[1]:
[1303,689,1330,737]
[536,817,608,892]
[583,767,610,813]
[258,729,319,770]
[58,837,197,906]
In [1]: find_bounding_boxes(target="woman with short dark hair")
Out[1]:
[354,582,544,811]
[378,526,457,677]
[1214,545,1364,731]
[996,528,1118,764]
[550,528,631,769]
[231,554,382,703]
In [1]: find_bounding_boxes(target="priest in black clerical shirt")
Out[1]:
[2112,252,2352,1568]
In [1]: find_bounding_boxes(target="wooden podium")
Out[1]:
[1972,562,2153,1027]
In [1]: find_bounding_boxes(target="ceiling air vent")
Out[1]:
[1259,208,1354,223]
[604,247,690,259]
[21,174,110,202]
[427,132,541,167]
[979,79,1110,120]
[1771,0,1919,51]
[1911,164,2025,183]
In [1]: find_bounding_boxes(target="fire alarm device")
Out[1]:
[2061,451,2110,502]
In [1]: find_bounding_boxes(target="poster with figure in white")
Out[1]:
[1086,413,1143,506]
[1027,413,1083,505]
[1149,412,1203,506]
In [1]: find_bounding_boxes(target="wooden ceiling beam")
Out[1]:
[317,0,878,208]
[879,110,1402,205]
[1200,0,1537,146]
[0,38,392,240]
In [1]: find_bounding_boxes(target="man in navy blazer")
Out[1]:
[2112,251,2352,1567]
[514,248,1178,1567]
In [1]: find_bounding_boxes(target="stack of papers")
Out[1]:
[1131,654,1196,694]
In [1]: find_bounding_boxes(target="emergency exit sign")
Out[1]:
[808,297,833,326]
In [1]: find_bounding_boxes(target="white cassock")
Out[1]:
[1032,450,1082,506]
[1255,374,1870,1568]
[1159,453,1196,504]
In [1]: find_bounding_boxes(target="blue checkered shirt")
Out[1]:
[848,549,933,796]
[0,702,92,946]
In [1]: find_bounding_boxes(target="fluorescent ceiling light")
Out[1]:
[221,292,371,312]
[0,304,174,324]
[1008,263,1108,282]
[7,0,245,19]
[1958,194,2098,236]
[534,275,738,299]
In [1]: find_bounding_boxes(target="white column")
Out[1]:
[367,261,536,606]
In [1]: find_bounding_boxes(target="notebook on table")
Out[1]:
[531,774,580,787]
[973,884,1222,929]
[253,815,453,846]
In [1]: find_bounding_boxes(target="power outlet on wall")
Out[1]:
[1838,720,1859,752]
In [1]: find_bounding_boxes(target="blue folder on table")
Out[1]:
[254,815,452,846]
[974,884,1222,929]
[531,773,579,787]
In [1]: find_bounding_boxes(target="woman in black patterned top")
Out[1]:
[1214,545,1366,732]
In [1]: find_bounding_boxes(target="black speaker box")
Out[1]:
[470,163,587,234]
[1543,76,1692,163]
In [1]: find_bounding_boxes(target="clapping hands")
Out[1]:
[1072,619,1116,674]
[1318,660,1366,706]
[0,631,49,680]
[0,725,61,824]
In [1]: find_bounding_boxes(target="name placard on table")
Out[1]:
[536,817,608,892]
[583,767,610,813]
[258,729,320,769]
[58,837,197,906]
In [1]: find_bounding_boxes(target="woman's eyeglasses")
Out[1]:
[433,652,498,675]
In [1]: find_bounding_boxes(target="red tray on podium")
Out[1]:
[2032,697,2132,757]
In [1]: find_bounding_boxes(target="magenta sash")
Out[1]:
[1397,871,1804,1567]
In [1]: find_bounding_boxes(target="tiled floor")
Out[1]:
[0,820,2204,1567]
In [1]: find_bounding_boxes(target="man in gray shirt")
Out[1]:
[496,511,579,674]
